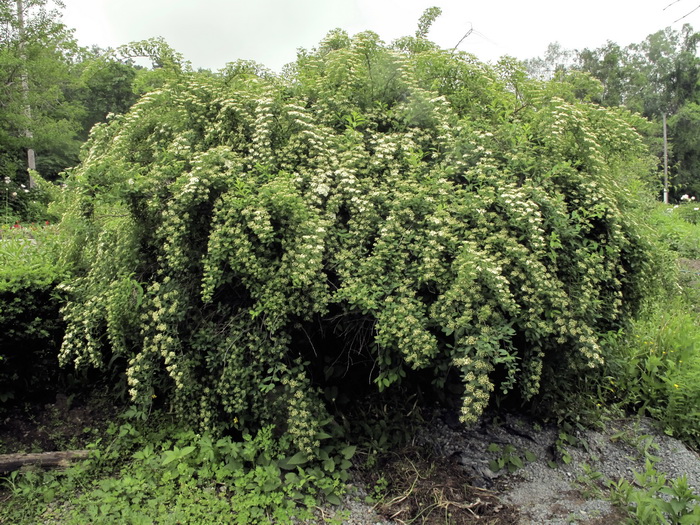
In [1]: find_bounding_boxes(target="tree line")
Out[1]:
[2,0,700,203]
[0,0,188,187]
[525,24,700,200]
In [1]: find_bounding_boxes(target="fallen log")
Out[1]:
[0,450,90,472]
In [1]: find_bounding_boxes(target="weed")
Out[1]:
[608,458,700,524]
[576,463,605,499]
[602,292,700,450]
[487,443,536,473]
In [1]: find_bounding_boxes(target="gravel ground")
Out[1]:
[315,411,700,524]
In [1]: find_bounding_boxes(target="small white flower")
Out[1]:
[11,192,16,197]
[20,184,25,188]
[313,183,330,197]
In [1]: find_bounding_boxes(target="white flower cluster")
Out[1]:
[56,33,661,440]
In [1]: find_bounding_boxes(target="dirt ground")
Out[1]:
[0,392,118,455]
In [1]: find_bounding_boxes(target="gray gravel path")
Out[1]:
[312,412,700,524]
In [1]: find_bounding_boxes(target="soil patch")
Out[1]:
[357,447,520,524]
[0,392,118,455]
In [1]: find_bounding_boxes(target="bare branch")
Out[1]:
[451,23,474,53]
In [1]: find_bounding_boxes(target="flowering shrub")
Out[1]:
[54,30,663,453]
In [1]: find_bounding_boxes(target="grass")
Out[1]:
[647,203,700,259]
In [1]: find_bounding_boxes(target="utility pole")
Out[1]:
[16,0,37,188]
[663,112,669,204]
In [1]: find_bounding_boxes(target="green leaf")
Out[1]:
[325,493,342,506]
[340,445,356,460]
[42,488,55,503]
[162,451,178,466]
[278,451,309,470]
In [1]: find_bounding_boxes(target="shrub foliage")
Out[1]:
[0,225,66,402]
[55,29,662,454]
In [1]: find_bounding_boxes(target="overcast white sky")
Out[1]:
[60,0,700,72]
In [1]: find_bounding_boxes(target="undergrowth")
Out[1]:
[0,223,67,404]
[0,410,354,524]
[647,202,700,259]
[609,457,700,524]
[597,202,700,450]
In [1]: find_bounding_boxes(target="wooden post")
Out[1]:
[16,0,36,187]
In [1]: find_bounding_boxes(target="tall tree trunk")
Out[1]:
[16,0,36,188]
[663,112,669,204]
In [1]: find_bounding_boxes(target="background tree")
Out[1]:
[0,1,155,194]
[523,42,577,81]
[0,0,84,181]
[74,48,139,142]
[528,25,700,200]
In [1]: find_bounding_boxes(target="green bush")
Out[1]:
[1,171,58,225]
[0,224,66,402]
[648,203,700,259]
[54,28,664,454]
[603,292,700,449]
